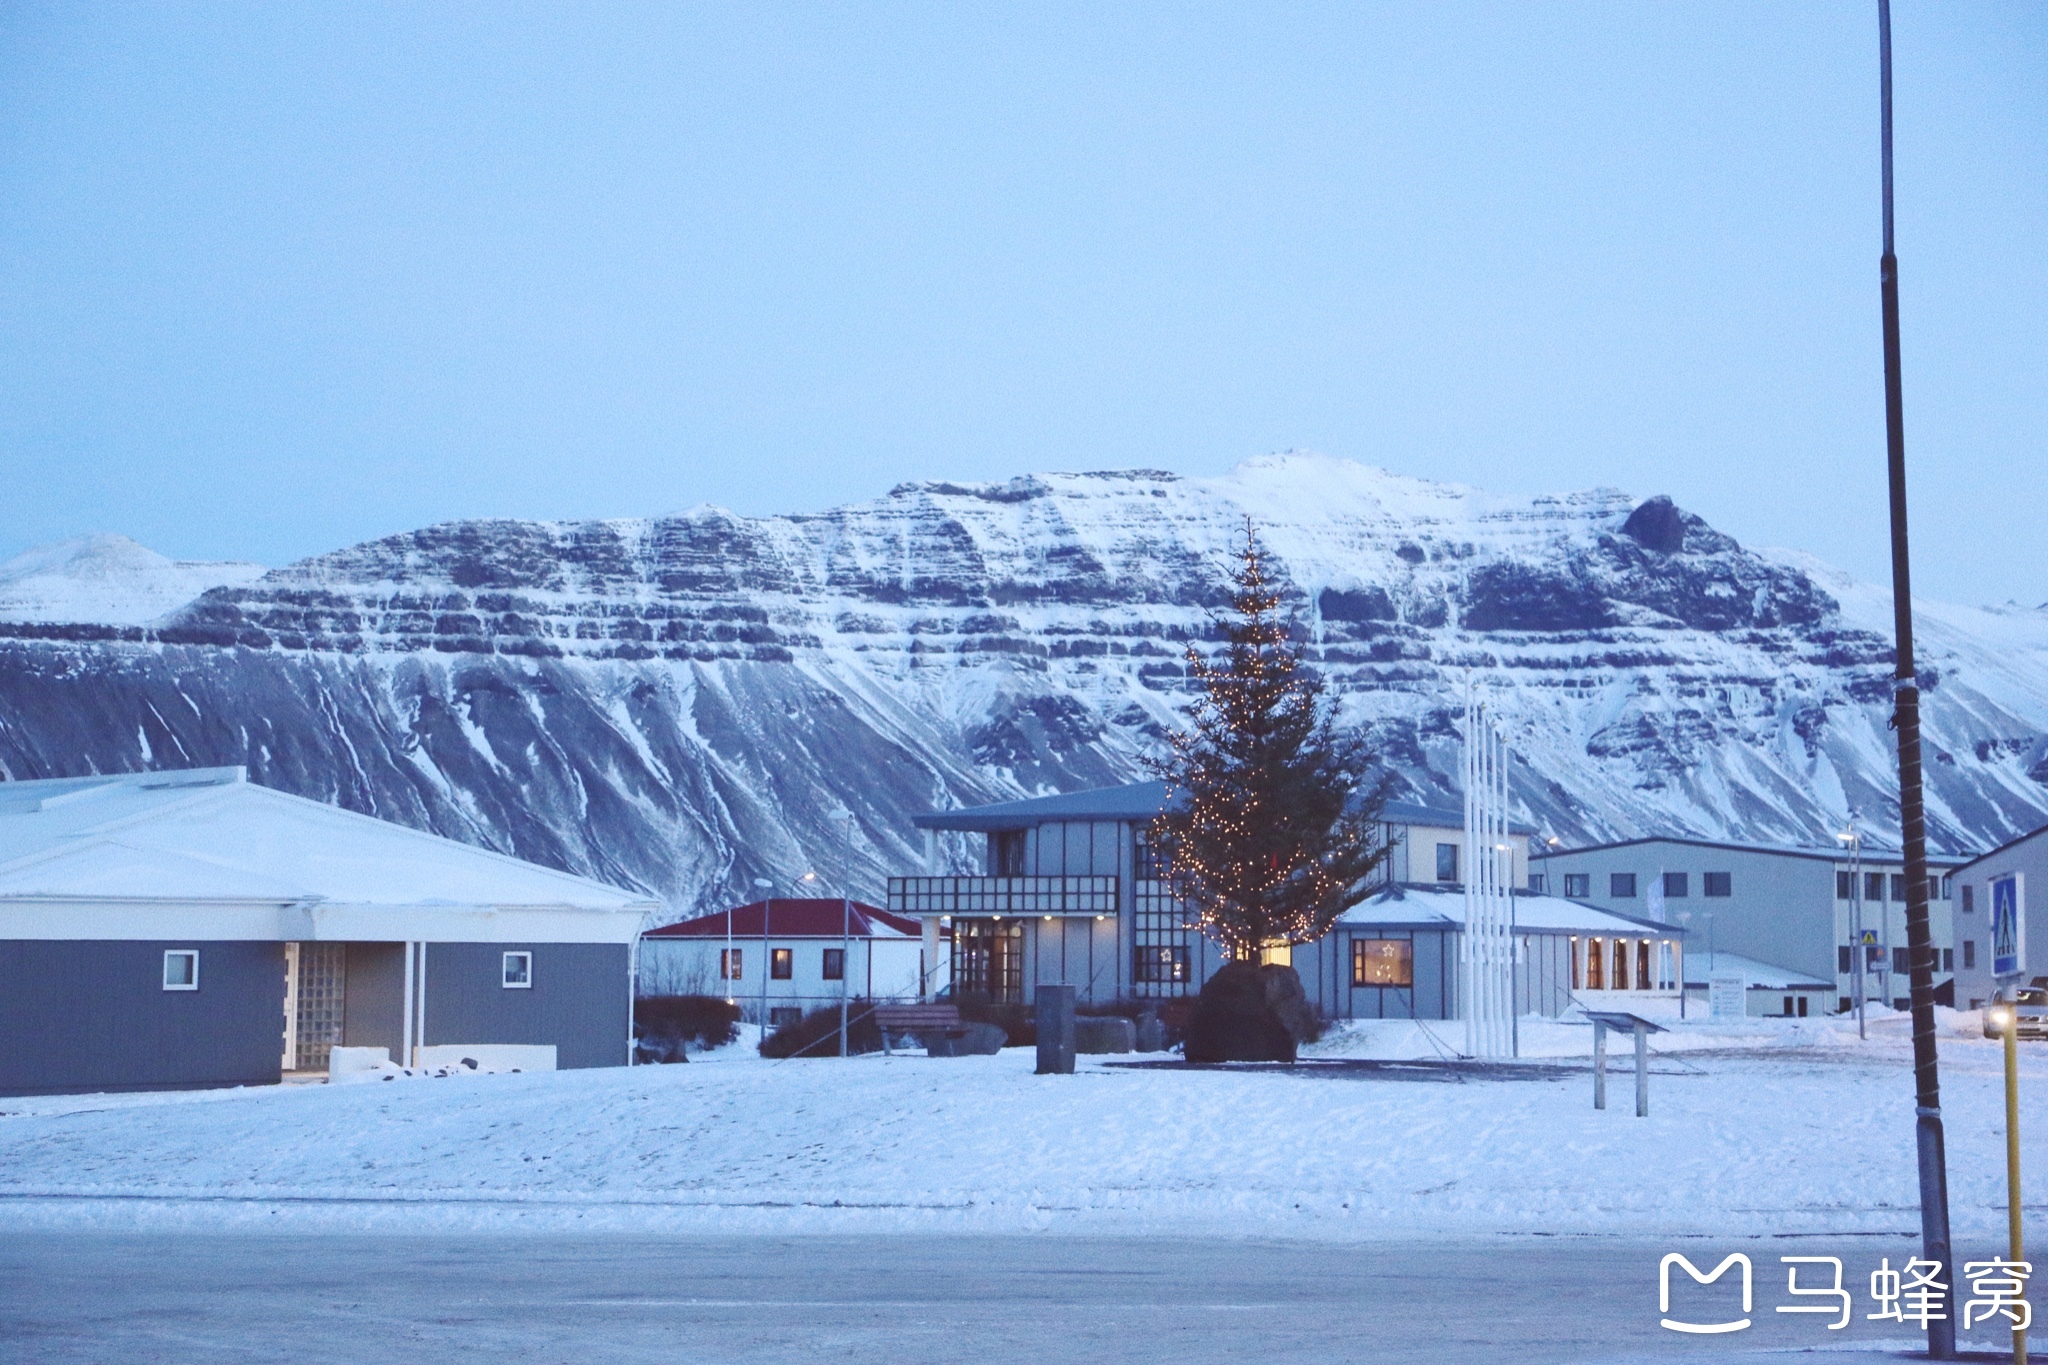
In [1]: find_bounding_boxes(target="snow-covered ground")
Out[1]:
[0,1011,2037,1244]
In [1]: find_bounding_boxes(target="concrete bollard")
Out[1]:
[1036,985,1076,1075]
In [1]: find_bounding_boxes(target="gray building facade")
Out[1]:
[1949,823,2048,1012]
[1531,836,1965,1013]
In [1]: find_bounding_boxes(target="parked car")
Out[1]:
[1984,978,2048,1040]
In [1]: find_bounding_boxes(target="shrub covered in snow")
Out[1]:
[759,1000,886,1058]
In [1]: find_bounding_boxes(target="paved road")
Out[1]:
[0,1230,1999,1363]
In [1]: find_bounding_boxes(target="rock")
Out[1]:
[1074,1015,1135,1054]
[1133,1011,1168,1053]
[1183,962,1317,1063]
[925,1022,1006,1057]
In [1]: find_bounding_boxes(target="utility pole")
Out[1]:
[1876,3,1955,1355]
[830,810,855,1058]
[752,877,774,1037]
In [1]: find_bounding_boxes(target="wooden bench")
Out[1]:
[871,1003,963,1054]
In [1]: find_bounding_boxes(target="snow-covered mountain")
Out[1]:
[0,534,265,627]
[3,454,2045,916]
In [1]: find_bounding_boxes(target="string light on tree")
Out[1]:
[1148,519,1392,960]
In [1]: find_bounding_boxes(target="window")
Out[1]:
[1133,945,1189,984]
[720,948,743,980]
[1435,842,1459,882]
[1636,940,1650,988]
[1569,938,1580,990]
[1783,996,1794,1017]
[1704,871,1731,898]
[1963,885,1975,914]
[992,830,1027,877]
[768,1007,801,1027]
[1940,875,1953,900]
[1892,947,1910,975]
[1865,872,1885,902]
[1612,939,1630,990]
[1797,997,1809,1017]
[1133,834,1167,880]
[1838,946,1853,974]
[1866,944,1884,969]
[1891,874,1908,903]
[1837,871,1853,900]
[502,951,532,988]
[1563,873,1590,899]
[1527,873,1546,894]
[770,948,793,980]
[1610,873,1637,899]
[822,948,845,981]
[1351,939,1414,987]
[1942,948,1953,972]
[1586,938,1605,989]
[162,949,199,991]
[1662,872,1688,899]
[1964,940,1977,969]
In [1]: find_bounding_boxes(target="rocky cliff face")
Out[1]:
[4,454,2045,915]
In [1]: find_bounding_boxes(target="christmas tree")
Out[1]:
[1149,520,1391,961]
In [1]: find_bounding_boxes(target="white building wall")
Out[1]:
[638,935,925,1022]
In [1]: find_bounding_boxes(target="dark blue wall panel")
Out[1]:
[423,943,628,1069]
[0,940,285,1097]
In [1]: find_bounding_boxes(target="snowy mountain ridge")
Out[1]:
[2,454,2045,915]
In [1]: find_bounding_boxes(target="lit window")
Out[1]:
[1703,872,1731,897]
[1133,945,1189,983]
[502,951,532,988]
[1351,939,1414,987]
[822,948,845,981]
[720,948,743,980]
[1435,843,1459,882]
[163,950,199,991]
[1563,873,1590,899]
[1610,873,1636,899]
[1587,938,1605,989]
[770,948,793,980]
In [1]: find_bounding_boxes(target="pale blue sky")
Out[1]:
[2,3,2042,603]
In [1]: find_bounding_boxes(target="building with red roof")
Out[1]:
[640,898,927,1026]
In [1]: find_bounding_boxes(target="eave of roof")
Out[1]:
[1950,820,2048,876]
[1530,834,1973,867]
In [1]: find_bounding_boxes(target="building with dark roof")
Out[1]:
[891,779,1672,1021]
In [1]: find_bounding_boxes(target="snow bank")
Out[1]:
[0,1020,2037,1243]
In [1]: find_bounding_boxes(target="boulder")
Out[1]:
[925,1022,1007,1057]
[1074,1015,1135,1055]
[1183,962,1317,1063]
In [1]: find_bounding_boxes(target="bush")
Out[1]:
[759,1000,886,1058]
[635,995,741,1060]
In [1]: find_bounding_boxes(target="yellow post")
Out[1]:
[2005,1009,2025,1365]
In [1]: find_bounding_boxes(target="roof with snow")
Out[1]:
[1952,820,2048,875]
[1337,884,1686,938]
[913,781,1531,836]
[1532,833,1971,868]
[0,767,654,927]
[1681,950,1832,990]
[645,899,919,939]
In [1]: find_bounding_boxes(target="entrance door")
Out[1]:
[289,942,347,1072]
[953,919,1025,1002]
